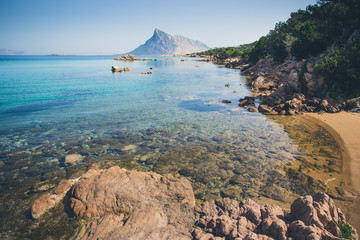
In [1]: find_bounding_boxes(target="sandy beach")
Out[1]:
[305,112,360,232]
[306,112,360,194]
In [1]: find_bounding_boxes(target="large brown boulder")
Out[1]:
[70,166,195,240]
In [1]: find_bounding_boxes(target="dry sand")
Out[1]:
[306,112,360,194]
[305,112,360,232]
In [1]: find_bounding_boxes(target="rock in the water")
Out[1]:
[258,104,273,114]
[222,100,232,104]
[111,66,131,72]
[248,107,258,112]
[239,96,255,107]
[121,144,136,151]
[64,153,83,164]
[138,72,152,75]
[70,166,195,239]
[114,54,136,61]
[31,179,77,219]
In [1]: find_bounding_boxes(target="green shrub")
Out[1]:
[338,221,355,239]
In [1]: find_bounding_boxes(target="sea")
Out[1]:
[0,55,303,239]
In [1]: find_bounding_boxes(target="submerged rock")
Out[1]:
[64,153,83,164]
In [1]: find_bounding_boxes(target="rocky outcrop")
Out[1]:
[138,71,152,75]
[31,168,358,240]
[114,54,136,61]
[237,58,345,115]
[111,66,131,72]
[113,55,152,61]
[193,192,358,240]
[345,97,360,112]
[31,179,77,219]
[71,166,195,239]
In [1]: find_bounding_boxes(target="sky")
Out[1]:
[0,0,318,55]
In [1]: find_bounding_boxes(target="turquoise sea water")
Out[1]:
[0,56,301,239]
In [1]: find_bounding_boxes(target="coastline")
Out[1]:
[304,111,360,232]
[305,112,360,194]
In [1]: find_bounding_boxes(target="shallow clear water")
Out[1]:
[0,55,301,239]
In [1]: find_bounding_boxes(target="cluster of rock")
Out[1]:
[113,54,152,61]
[30,167,358,240]
[344,96,360,112]
[193,192,357,240]
[114,54,136,61]
[111,66,131,73]
[224,57,357,115]
[138,71,152,75]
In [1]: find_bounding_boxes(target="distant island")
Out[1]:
[47,54,76,56]
[128,29,209,55]
[0,49,24,55]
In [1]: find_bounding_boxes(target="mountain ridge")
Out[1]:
[128,29,209,55]
[0,49,25,55]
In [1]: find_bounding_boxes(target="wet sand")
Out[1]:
[305,112,360,232]
[306,112,360,193]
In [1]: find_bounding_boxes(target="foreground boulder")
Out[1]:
[31,167,358,240]
[70,166,195,239]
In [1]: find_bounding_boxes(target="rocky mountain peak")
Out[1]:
[128,29,209,55]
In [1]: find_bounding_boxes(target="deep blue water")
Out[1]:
[0,55,301,239]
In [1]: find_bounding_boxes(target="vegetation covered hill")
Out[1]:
[198,0,360,98]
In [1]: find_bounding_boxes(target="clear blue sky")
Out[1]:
[0,0,318,55]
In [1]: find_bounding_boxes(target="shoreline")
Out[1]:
[305,112,360,194]
[304,112,360,232]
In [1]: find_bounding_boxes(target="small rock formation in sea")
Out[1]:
[30,167,358,240]
[128,29,209,55]
[138,72,152,75]
[111,66,131,73]
[113,54,152,61]
[114,54,136,61]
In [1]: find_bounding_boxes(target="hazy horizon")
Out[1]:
[0,0,317,55]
